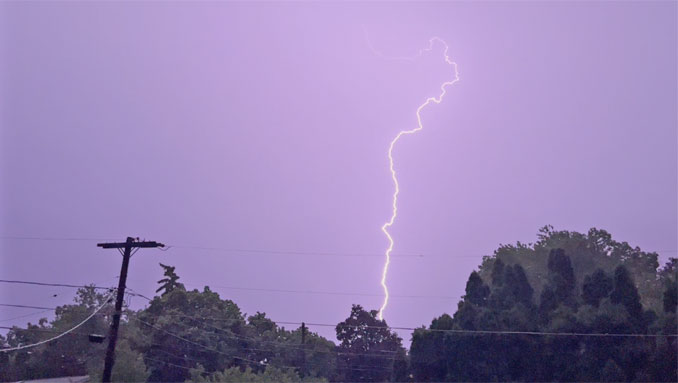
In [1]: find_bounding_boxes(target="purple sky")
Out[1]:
[1,1,676,343]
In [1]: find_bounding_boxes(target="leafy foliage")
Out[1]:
[410,227,677,382]
[335,305,407,382]
[3,227,676,382]
[1,287,121,381]
[189,364,324,383]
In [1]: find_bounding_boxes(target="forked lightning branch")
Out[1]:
[374,37,459,320]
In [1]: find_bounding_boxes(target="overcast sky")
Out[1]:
[1,1,676,343]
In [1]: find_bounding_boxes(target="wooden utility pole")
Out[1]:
[97,237,164,383]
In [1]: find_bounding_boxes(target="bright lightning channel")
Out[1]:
[374,37,459,320]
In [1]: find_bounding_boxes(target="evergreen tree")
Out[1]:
[582,268,613,307]
[463,271,489,306]
[491,258,505,286]
[156,263,185,296]
[663,278,677,313]
[509,264,534,306]
[540,249,576,315]
[610,265,643,319]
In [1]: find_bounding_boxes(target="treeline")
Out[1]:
[1,227,676,382]
[410,227,677,382]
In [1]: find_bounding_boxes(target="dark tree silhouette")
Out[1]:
[155,263,185,296]
[582,268,613,307]
[335,305,407,382]
[464,271,489,306]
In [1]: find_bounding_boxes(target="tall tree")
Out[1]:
[409,314,453,381]
[156,263,185,296]
[463,271,489,306]
[581,268,613,307]
[540,249,576,316]
[139,286,248,382]
[2,286,117,381]
[610,265,643,321]
[335,305,406,382]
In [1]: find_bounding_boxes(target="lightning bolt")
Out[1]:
[371,37,460,320]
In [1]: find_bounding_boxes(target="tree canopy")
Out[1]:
[2,227,676,382]
[410,227,677,382]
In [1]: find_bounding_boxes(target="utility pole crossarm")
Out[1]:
[97,241,164,249]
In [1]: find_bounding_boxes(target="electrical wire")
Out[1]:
[160,244,425,258]
[121,301,399,366]
[0,235,425,257]
[0,291,115,352]
[0,325,92,337]
[3,281,674,347]
[0,304,56,310]
[142,355,218,376]
[129,308,677,339]
[127,288,678,339]
[137,318,387,374]
[6,286,670,378]
[131,317,260,365]
[0,309,54,323]
[3,234,676,259]
[169,314,400,359]
[184,283,456,300]
[286,322,678,338]
[0,279,114,290]
[0,236,118,242]
[123,291,676,370]
[135,320,394,373]
[126,288,153,302]
[127,291,677,339]
[127,282,456,301]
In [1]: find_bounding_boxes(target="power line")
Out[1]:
[0,236,425,257]
[131,317,260,365]
[144,350,393,375]
[124,292,676,340]
[151,314,678,338]
[0,325,91,337]
[284,322,678,338]
[166,313,400,359]
[4,283,674,347]
[126,288,153,302]
[121,298,401,361]
[126,283,458,308]
[183,283,456,300]
[151,345,209,364]
[7,291,670,377]
[135,316,389,376]
[410,328,678,338]
[3,277,455,303]
[142,355,218,376]
[5,235,675,258]
[161,244,425,258]
[0,277,517,303]
[0,279,115,290]
[134,319,395,373]
[0,236,118,242]
[0,291,115,352]
[143,353,392,377]
[0,304,56,310]
[0,309,54,323]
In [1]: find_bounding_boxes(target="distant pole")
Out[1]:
[301,322,306,378]
[98,237,164,383]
